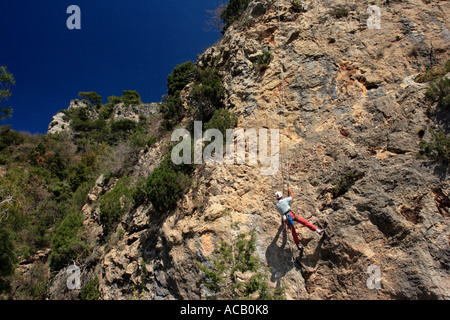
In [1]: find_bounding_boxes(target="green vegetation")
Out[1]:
[167,61,196,97]
[78,92,102,109]
[62,91,152,149]
[80,276,100,300]
[0,66,15,121]
[197,230,285,300]
[190,67,225,122]
[291,0,303,11]
[161,61,196,130]
[419,129,450,166]
[121,90,142,106]
[0,125,24,152]
[48,212,89,272]
[415,60,450,83]
[253,51,273,71]
[144,152,194,213]
[67,152,98,191]
[332,171,364,199]
[204,108,239,137]
[329,5,350,19]
[0,225,16,294]
[99,177,133,236]
[0,47,233,298]
[414,59,450,111]
[220,0,251,33]
[0,83,158,297]
[104,90,142,107]
[426,76,450,111]
[161,61,225,130]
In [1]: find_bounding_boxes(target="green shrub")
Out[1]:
[231,232,259,276]
[80,276,100,300]
[221,0,251,33]
[104,91,142,108]
[67,152,97,192]
[161,94,184,130]
[419,129,450,166]
[69,107,94,132]
[204,108,238,137]
[253,51,273,71]
[167,61,195,97]
[426,76,450,110]
[121,90,142,106]
[190,67,225,122]
[49,212,89,272]
[78,92,102,109]
[109,119,138,143]
[145,157,191,213]
[162,61,196,130]
[132,177,147,207]
[70,181,93,211]
[329,5,350,19]
[99,177,133,235]
[415,60,450,83]
[0,225,17,294]
[162,62,225,128]
[111,119,137,133]
[0,125,24,152]
[332,171,364,198]
[291,0,303,12]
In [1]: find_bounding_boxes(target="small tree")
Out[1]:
[0,66,15,121]
[121,90,142,106]
[167,61,195,97]
[220,0,251,33]
[78,92,103,109]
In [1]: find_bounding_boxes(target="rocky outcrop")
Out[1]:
[48,0,449,300]
[47,100,160,136]
[47,100,89,135]
[113,103,160,122]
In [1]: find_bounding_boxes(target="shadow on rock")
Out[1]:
[265,224,297,287]
[295,233,327,279]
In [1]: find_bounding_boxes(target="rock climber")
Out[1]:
[275,183,324,252]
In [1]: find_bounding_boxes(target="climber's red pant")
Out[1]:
[285,212,317,245]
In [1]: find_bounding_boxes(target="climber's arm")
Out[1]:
[288,185,294,199]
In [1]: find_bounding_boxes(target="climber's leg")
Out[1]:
[285,213,302,250]
[291,212,317,232]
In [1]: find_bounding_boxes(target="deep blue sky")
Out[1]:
[0,0,223,134]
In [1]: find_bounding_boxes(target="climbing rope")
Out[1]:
[275,0,296,269]
[277,0,288,190]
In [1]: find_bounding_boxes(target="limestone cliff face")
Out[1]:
[49,0,449,300]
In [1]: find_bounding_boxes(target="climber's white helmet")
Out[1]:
[275,192,283,200]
